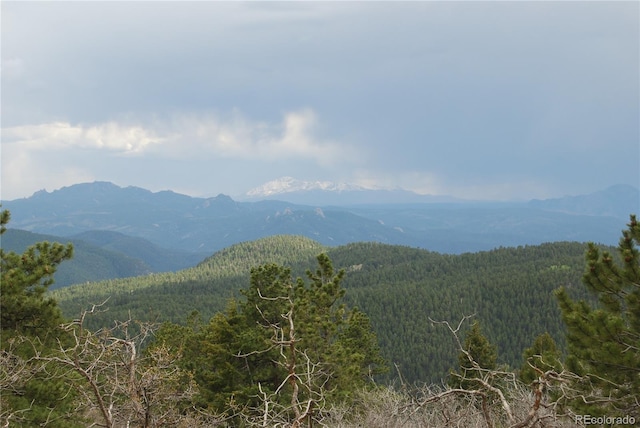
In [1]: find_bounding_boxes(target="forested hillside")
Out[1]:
[69,230,208,272]
[53,236,326,323]
[2,229,205,288]
[326,241,592,382]
[2,229,151,288]
[53,236,595,383]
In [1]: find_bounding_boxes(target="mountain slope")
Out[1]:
[1,229,206,288]
[70,230,207,272]
[1,229,151,289]
[52,235,326,319]
[52,236,595,384]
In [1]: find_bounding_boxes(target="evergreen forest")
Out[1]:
[53,236,595,384]
[2,208,639,427]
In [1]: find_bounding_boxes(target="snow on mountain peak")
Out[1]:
[246,177,367,197]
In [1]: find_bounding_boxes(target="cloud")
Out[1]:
[2,109,349,161]
[1,109,361,199]
[157,109,345,164]
[351,169,444,194]
[1,146,95,200]
[3,122,163,155]
[2,2,636,201]
[253,109,349,165]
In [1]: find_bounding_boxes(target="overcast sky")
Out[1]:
[2,1,638,201]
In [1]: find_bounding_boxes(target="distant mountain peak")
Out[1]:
[246,176,367,198]
[29,181,119,198]
[242,176,464,205]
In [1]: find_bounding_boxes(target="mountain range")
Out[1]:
[2,181,637,260]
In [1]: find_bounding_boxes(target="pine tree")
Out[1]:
[449,321,498,390]
[555,214,640,418]
[1,211,73,337]
[154,254,386,422]
[0,209,79,427]
[519,332,562,385]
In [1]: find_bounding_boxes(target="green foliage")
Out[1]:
[519,332,562,384]
[336,307,387,385]
[55,237,592,384]
[3,370,84,428]
[449,321,498,390]
[0,210,81,427]
[53,235,325,330]
[152,254,386,419]
[0,210,73,340]
[330,241,590,383]
[1,239,73,337]
[462,322,498,371]
[555,214,640,418]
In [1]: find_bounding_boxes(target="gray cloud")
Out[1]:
[2,1,637,200]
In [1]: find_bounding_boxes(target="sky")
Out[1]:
[1,1,638,201]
